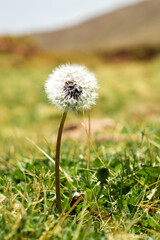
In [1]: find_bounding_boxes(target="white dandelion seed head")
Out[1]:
[45,64,98,111]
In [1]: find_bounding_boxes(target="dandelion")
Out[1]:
[45,63,98,213]
[45,64,98,111]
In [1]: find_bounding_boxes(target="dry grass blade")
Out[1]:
[26,137,73,184]
[149,139,160,149]
[43,136,56,157]
[39,195,84,239]
[82,111,105,166]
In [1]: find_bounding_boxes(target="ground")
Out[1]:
[0,53,160,239]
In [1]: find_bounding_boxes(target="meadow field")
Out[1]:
[0,53,160,239]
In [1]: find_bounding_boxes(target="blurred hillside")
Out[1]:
[31,0,160,52]
[1,0,160,61]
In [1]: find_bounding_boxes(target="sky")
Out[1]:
[0,0,143,35]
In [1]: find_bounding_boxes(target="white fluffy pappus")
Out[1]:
[45,64,98,111]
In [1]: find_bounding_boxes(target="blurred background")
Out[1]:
[0,0,160,158]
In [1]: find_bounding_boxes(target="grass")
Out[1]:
[0,53,160,239]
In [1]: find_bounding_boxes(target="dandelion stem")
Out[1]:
[55,111,67,213]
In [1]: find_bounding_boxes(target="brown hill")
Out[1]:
[32,0,160,52]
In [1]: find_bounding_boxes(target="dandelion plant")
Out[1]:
[45,64,98,213]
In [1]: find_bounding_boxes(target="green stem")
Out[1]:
[55,111,67,213]
[87,110,91,169]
